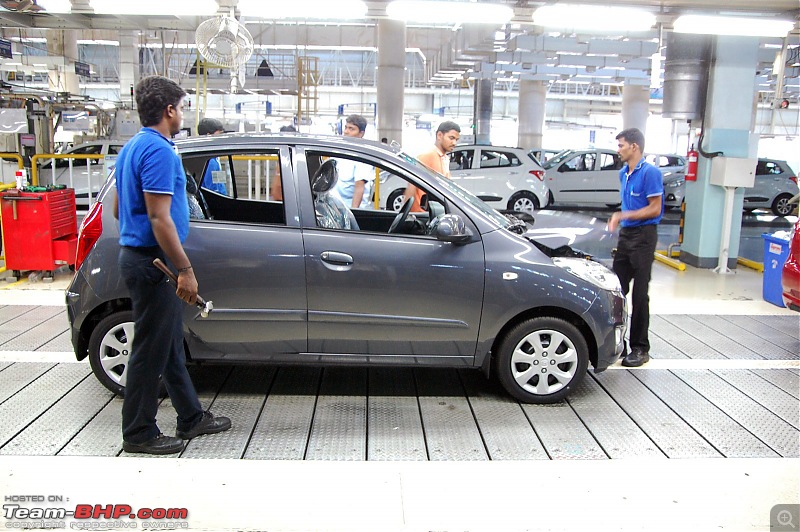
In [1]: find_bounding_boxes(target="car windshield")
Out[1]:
[541,149,574,169]
[395,150,512,229]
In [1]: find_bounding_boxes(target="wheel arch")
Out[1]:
[75,298,131,361]
[483,305,598,377]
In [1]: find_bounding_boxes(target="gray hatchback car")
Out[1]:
[67,134,626,404]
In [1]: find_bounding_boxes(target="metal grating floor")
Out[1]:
[0,305,797,461]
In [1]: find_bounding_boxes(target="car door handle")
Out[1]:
[320,251,353,265]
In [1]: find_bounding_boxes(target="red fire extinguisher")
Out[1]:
[685,146,699,182]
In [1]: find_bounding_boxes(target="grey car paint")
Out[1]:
[66,133,626,403]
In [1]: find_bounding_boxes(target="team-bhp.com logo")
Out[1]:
[4,495,189,529]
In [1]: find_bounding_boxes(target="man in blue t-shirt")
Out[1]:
[197,117,227,195]
[114,75,230,455]
[607,127,664,368]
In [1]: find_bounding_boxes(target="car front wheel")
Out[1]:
[387,189,406,211]
[495,317,589,403]
[507,191,540,214]
[88,311,134,396]
[772,193,793,217]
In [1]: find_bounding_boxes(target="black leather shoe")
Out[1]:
[123,434,184,455]
[621,349,650,367]
[176,411,231,440]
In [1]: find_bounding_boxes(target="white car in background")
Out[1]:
[543,148,623,207]
[380,145,549,214]
[37,140,125,208]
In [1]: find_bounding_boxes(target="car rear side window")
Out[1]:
[450,150,473,171]
[480,150,519,168]
[757,161,783,175]
[600,153,621,171]
[182,150,286,226]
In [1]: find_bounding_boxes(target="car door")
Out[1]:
[548,151,598,204]
[299,146,485,361]
[179,146,308,361]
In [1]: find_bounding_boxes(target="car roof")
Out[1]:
[174,131,401,155]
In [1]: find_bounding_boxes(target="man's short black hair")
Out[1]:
[616,128,645,152]
[437,120,461,134]
[135,75,186,128]
[345,114,367,132]
[279,124,297,132]
[197,117,225,136]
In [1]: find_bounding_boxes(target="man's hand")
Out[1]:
[608,211,623,232]
[176,268,198,305]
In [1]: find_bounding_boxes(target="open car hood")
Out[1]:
[508,209,619,260]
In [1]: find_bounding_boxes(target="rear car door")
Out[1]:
[299,146,485,361]
[179,145,308,360]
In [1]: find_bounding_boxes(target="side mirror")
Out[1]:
[430,213,473,244]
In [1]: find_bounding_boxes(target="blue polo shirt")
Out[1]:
[116,127,189,247]
[201,157,228,195]
[619,158,664,228]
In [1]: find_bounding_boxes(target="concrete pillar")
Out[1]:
[377,19,405,145]
[118,31,138,106]
[474,78,493,145]
[46,29,79,94]
[517,79,547,149]
[680,35,760,269]
[621,83,649,133]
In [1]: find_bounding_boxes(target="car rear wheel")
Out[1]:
[88,311,134,396]
[772,193,793,217]
[507,191,540,214]
[495,317,589,403]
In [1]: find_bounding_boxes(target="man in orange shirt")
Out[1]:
[404,120,460,212]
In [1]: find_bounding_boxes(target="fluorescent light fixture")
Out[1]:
[674,15,794,38]
[533,5,655,33]
[239,0,367,19]
[88,0,218,16]
[37,0,71,13]
[387,1,513,24]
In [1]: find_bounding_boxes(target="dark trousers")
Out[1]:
[119,246,203,444]
[613,224,658,353]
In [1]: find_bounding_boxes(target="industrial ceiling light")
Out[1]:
[387,1,513,25]
[673,15,794,38]
[36,0,71,13]
[88,0,217,16]
[238,0,367,19]
[532,5,655,33]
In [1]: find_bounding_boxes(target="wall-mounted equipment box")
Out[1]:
[709,156,757,188]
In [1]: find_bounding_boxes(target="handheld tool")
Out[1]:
[152,258,213,318]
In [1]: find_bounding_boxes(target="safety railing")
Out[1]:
[230,154,279,201]
[31,153,106,190]
[0,153,24,190]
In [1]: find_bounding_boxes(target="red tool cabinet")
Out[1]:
[1,188,78,277]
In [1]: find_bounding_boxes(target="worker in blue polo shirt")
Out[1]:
[607,127,664,368]
[114,75,230,455]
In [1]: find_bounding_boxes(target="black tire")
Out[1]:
[507,191,540,214]
[88,311,134,396]
[386,189,406,212]
[495,317,589,404]
[771,193,793,217]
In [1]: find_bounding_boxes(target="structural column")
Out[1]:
[517,79,547,149]
[621,83,649,133]
[474,78,493,145]
[377,19,405,145]
[118,31,138,106]
[46,29,79,94]
[681,35,760,269]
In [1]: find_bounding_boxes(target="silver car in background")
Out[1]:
[646,154,686,209]
[542,149,623,207]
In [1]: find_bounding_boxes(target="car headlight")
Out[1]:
[666,179,685,188]
[553,257,621,292]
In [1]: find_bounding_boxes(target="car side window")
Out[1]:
[107,146,121,155]
[757,161,782,175]
[306,149,440,237]
[450,149,473,171]
[181,151,285,226]
[600,153,621,171]
[480,150,518,169]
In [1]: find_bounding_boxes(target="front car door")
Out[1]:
[298,145,485,364]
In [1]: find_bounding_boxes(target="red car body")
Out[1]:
[782,218,800,311]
